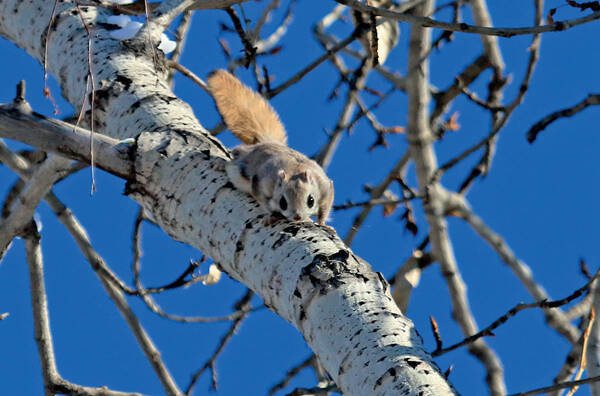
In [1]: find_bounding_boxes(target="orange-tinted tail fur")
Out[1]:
[207,70,287,145]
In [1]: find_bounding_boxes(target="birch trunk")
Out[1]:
[0,1,454,394]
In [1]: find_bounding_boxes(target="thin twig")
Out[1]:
[526,93,600,143]
[75,1,98,193]
[334,195,420,211]
[43,0,60,115]
[168,61,210,92]
[456,198,579,343]
[507,375,600,396]
[314,5,409,91]
[429,54,491,126]
[254,0,297,54]
[269,355,316,396]
[314,57,372,168]
[344,152,411,245]
[167,9,194,85]
[433,267,600,356]
[456,0,541,193]
[252,0,280,39]
[226,6,256,68]
[565,308,595,396]
[185,289,253,394]
[429,315,443,351]
[132,209,253,322]
[347,87,394,134]
[266,23,370,99]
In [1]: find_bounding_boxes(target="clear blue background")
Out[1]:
[0,1,599,395]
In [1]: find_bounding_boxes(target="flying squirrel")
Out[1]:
[207,70,334,225]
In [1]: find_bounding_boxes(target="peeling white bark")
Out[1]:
[0,1,455,394]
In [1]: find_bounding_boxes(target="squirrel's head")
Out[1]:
[271,169,319,222]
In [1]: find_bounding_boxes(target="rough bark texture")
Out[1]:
[0,1,455,394]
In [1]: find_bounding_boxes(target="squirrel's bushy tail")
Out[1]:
[207,70,287,145]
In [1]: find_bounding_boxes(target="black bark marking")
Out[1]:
[282,225,300,235]
[156,140,170,156]
[272,225,301,249]
[299,307,305,321]
[405,358,421,369]
[329,249,349,261]
[114,74,133,90]
[374,366,399,390]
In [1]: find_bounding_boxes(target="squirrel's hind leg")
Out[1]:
[225,162,253,194]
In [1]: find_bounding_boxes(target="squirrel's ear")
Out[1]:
[277,169,287,181]
[298,170,309,182]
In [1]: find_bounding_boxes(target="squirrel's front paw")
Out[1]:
[263,212,285,226]
[318,223,336,233]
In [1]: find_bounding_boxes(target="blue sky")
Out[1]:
[1,1,599,395]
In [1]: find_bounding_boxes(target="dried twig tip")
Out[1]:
[15,80,26,102]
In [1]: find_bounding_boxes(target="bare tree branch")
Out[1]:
[404,0,505,393]
[269,355,316,396]
[0,106,134,180]
[2,143,182,395]
[266,23,370,99]
[433,268,599,357]
[0,155,71,260]
[131,208,253,322]
[453,195,579,343]
[526,93,600,143]
[507,375,600,396]
[167,9,194,85]
[334,0,600,37]
[24,232,146,396]
[342,152,410,245]
[185,289,253,394]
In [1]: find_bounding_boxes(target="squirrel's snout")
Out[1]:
[293,215,301,221]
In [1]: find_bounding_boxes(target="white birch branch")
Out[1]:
[0,107,133,179]
[0,1,454,394]
[404,0,505,393]
[24,233,145,396]
[0,155,71,259]
[0,142,183,394]
[468,0,505,71]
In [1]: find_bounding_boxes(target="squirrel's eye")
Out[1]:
[279,196,288,211]
[307,195,314,208]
